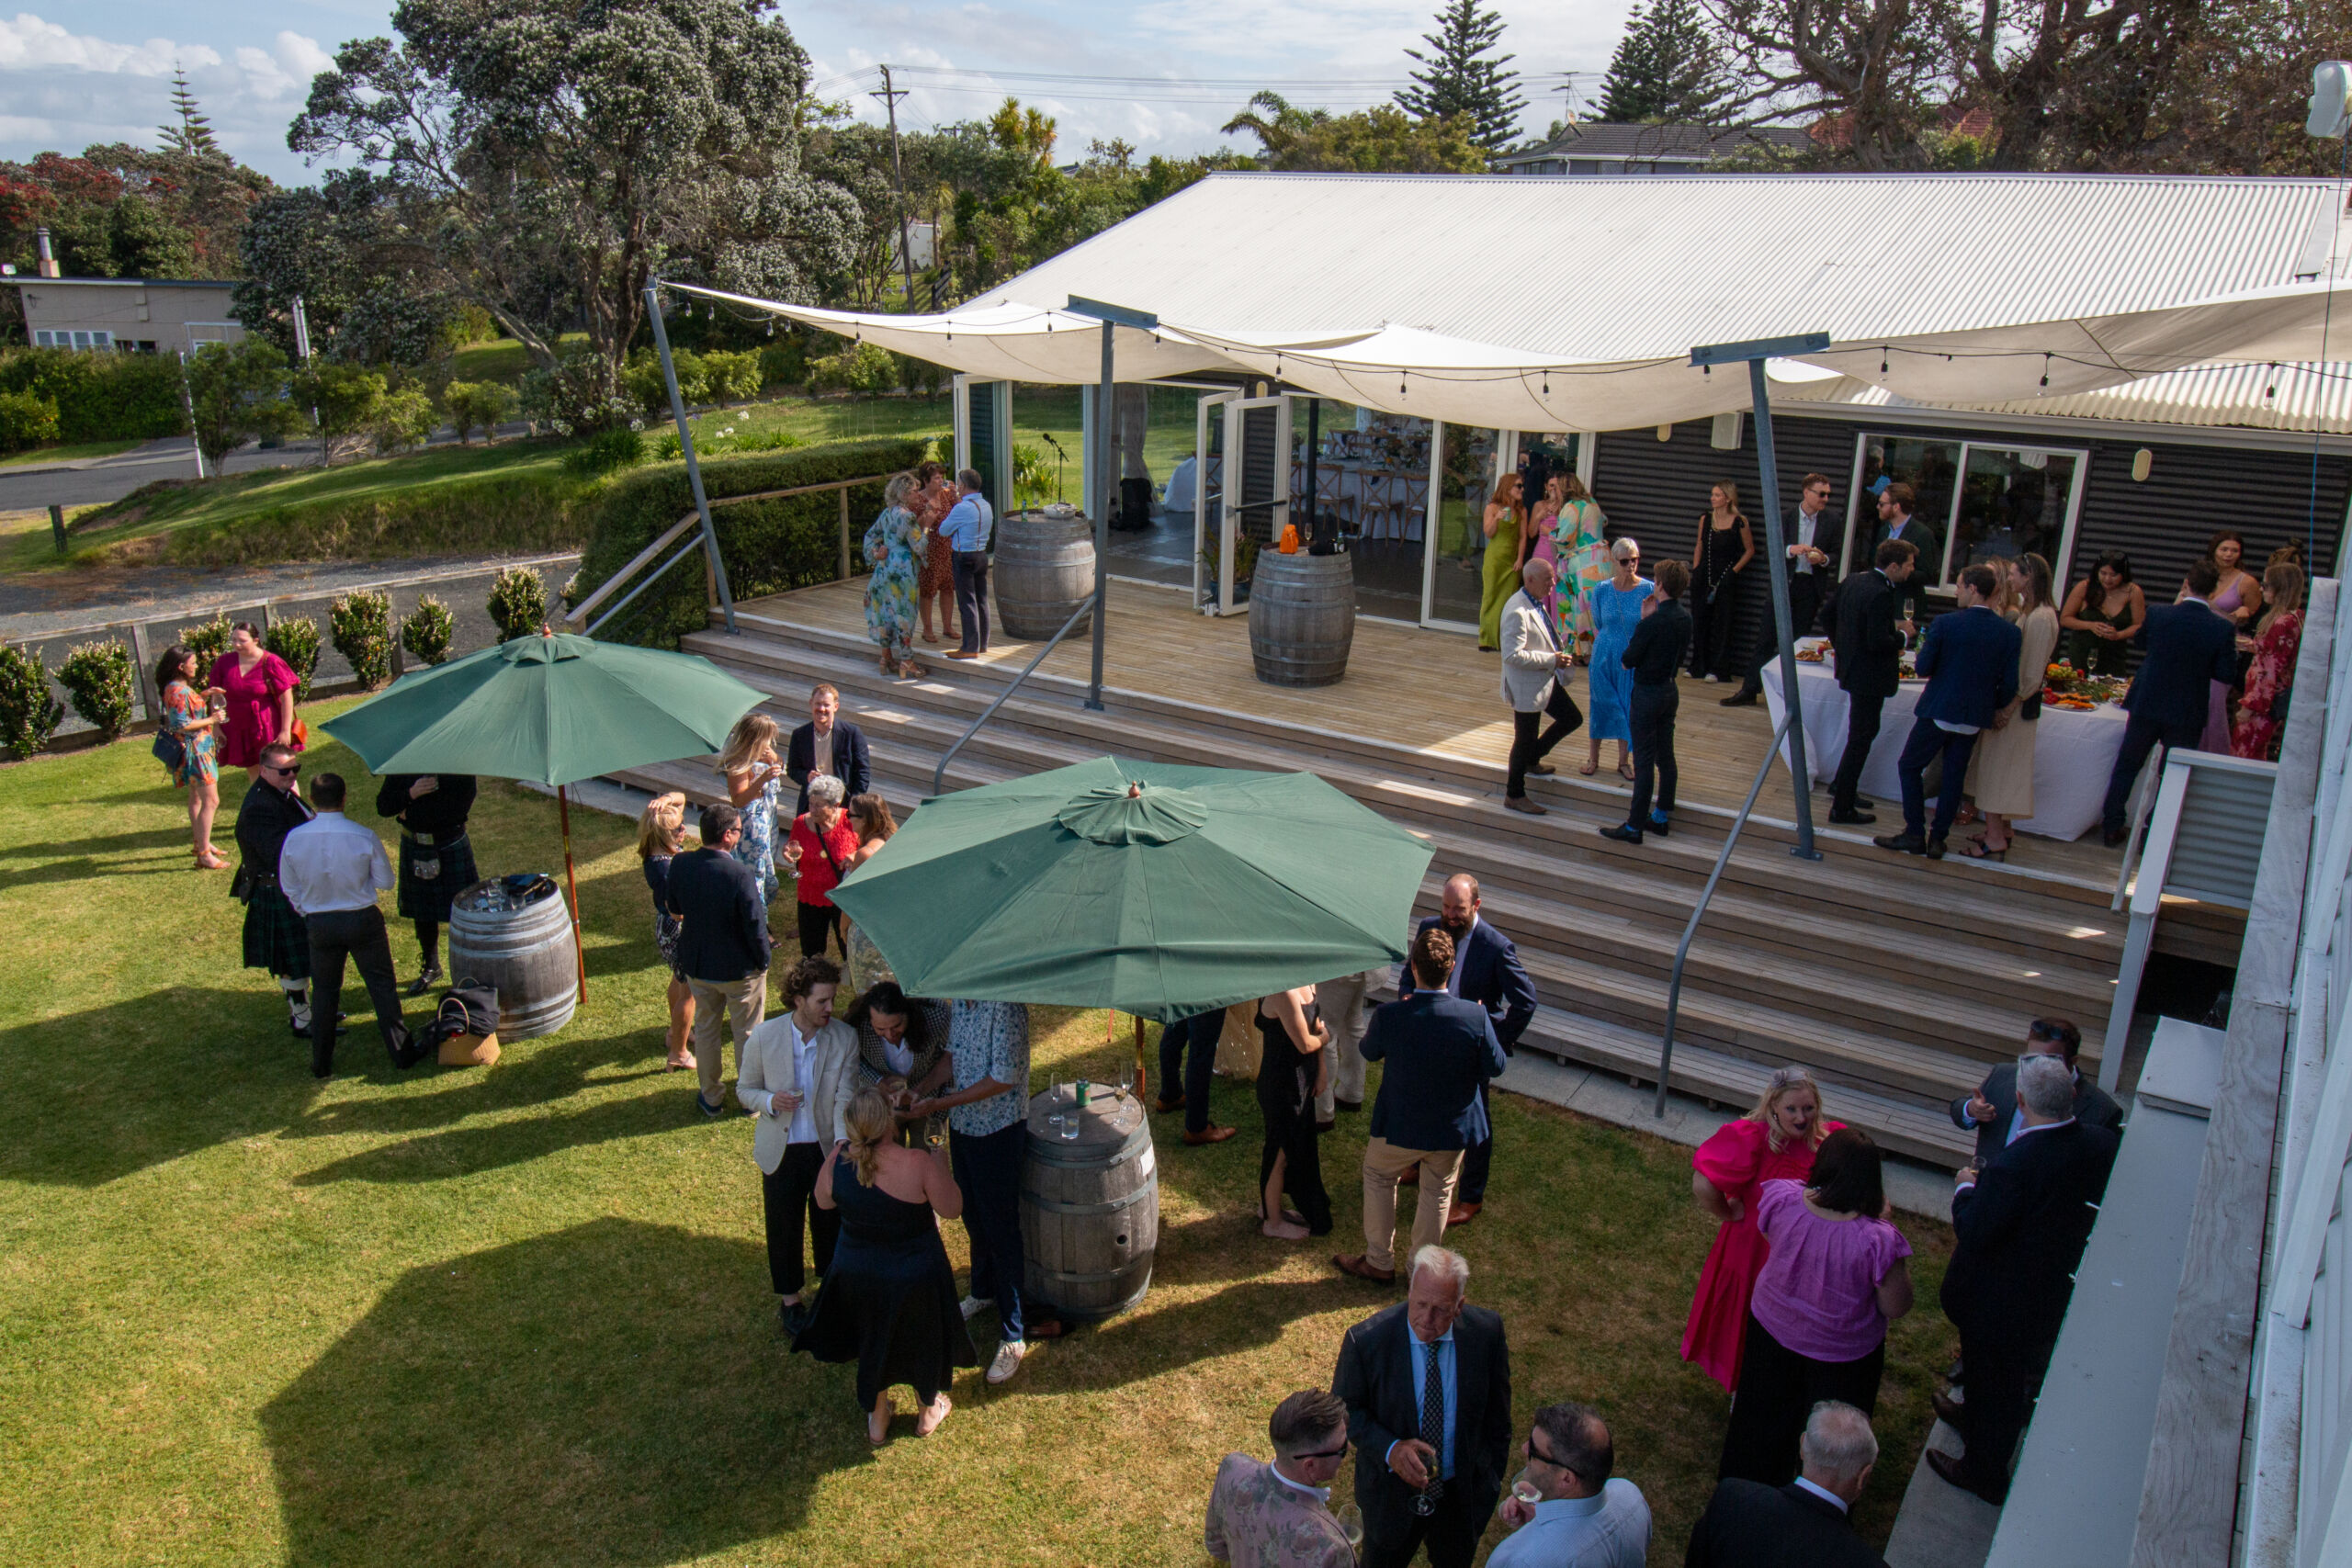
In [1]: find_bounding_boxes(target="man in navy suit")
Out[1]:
[785,683,871,819]
[1396,874,1536,1225]
[1874,563,2019,860]
[1335,927,1509,1285]
[2098,558,2241,846]
[1685,1403,1889,1568]
[1930,1054,2120,1504]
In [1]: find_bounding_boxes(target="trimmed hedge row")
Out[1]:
[0,349,187,443]
[158,468,602,567]
[576,436,932,648]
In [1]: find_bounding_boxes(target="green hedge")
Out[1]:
[0,349,187,443]
[577,436,932,647]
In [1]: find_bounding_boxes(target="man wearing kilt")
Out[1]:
[376,773,479,996]
[234,741,322,1038]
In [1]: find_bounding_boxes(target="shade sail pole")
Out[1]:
[1091,317,1112,711]
[647,279,736,634]
[558,784,588,1002]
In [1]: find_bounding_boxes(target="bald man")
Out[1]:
[1396,874,1536,1224]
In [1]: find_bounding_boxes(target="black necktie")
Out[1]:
[1419,1339,1446,1508]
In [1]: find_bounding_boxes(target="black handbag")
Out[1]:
[152,729,186,772]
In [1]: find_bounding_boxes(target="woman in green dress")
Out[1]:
[863,471,926,679]
[1476,471,1529,650]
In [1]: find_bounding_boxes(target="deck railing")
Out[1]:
[931,600,1094,797]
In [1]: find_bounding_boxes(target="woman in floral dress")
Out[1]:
[1552,476,1609,653]
[155,642,226,869]
[2233,562,2305,761]
[718,712,786,904]
[864,472,926,678]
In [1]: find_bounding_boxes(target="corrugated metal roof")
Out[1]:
[1805,359,2352,433]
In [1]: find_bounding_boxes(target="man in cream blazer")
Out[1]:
[1499,558,1582,816]
[740,955,863,1321]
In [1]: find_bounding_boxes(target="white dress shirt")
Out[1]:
[778,1014,821,1145]
[1792,1476,1849,1514]
[1791,505,1824,573]
[277,811,394,916]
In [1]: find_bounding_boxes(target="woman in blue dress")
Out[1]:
[718,711,786,903]
[1582,536,1651,781]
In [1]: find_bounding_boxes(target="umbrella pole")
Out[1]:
[558,784,587,1003]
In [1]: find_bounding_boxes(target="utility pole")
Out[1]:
[873,65,917,311]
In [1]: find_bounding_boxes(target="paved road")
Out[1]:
[0,436,325,512]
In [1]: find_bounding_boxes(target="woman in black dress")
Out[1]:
[376,771,478,995]
[796,1088,978,1446]
[1254,984,1332,1241]
[1689,480,1756,682]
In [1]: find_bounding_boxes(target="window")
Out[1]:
[1853,433,2087,590]
[33,329,111,350]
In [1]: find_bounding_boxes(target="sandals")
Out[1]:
[1577,760,1598,776]
[915,1394,952,1438]
[1959,836,2007,862]
[867,1408,891,1447]
[195,849,229,870]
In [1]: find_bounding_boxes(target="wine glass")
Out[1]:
[1510,1465,1543,1508]
[1332,1502,1364,1560]
[1115,1058,1136,1100]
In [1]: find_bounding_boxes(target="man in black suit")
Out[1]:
[1948,1016,2124,1167]
[1332,1246,1512,1568]
[667,803,774,1118]
[1931,1054,2121,1504]
[786,682,871,819]
[2098,558,2241,846]
[1685,1402,1887,1568]
[1396,874,1537,1225]
[1724,472,1838,707]
[1873,562,2020,860]
[1862,480,1941,579]
[1823,539,1918,825]
[1334,928,1508,1286]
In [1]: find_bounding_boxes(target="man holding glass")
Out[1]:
[1487,1403,1650,1567]
[1204,1388,1358,1568]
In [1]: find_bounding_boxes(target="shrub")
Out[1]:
[0,389,59,451]
[185,339,299,465]
[329,591,396,690]
[290,362,389,461]
[623,347,710,416]
[1012,441,1051,508]
[147,468,600,568]
[401,595,457,666]
[704,349,763,405]
[488,566,548,642]
[0,641,62,759]
[576,435,929,647]
[519,344,637,434]
[443,380,517,444]
[56,639,135,739]
[563,426,647,477]
[759,338,806,389]
[368,386,439,456]
[806,342,898,395]
[264,616,321,700]
[179,611,234,666]
[0,348,187,442]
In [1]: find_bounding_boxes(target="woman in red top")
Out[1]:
[783,773,862,959]
[1681,1066,1844,1391]
[208,621,301,779]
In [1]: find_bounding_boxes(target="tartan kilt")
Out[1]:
[397,833,478,922]
[243,885,312,978]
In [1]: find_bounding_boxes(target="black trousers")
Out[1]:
[1830,691,1887,814]
[1735,574,1826,697]
[1896,716,1979,840]
[796,900,841,959]
[1690,581,1739,678]
[1363,1484,1486,1568]
[1718,1311,1887,1485]
[1627,682,1679,826]
[1258,1088,1333,1235]
[1458,1079,1494,1202]
[2100,712,2206,837]
[952,1121,1028,1341]
[1952,1325,2052,1500]
[763,1140,842,1298]
[1157,1010,1219,1135]
[952,550,991,653]
[305,905,409,1077]
[1506,681,1582,798]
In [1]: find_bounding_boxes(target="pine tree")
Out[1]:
[1394,0,1527,154]
[1598,0,1724,123]
[160,67,222,158]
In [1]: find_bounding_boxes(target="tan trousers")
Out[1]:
[1361,1137,1464,1272]
[688,972,767,1105]
[1314,968,1381,1119]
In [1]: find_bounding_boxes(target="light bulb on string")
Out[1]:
[2040,353,2051,389]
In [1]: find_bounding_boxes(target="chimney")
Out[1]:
[35,227,57,278]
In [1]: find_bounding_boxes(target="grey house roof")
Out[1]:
[1498,122,1813,170]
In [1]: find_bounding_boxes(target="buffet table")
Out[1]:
[1760,655,2128,840]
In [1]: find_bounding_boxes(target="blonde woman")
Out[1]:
[797,1086,978,1445]
[637,791,696,1071]
[2233,563,2306,761]
[1682,1066,1847,1390]
[719,712,786,903]
[1962,554,2060,861]
[864,472,926,679]
[1582,537,1648,779]
[842,792,899,995]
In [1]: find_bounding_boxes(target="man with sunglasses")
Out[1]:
[1204,1388,1357,1568]
[1724,474,1838,708]
[233,741,327,1042]
[1488,1403,1649,1567]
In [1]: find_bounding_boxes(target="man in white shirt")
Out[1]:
[739,956,859,1324]
[1724,473,1838,708]
[277,772,416,1077]
[1490,1403,1649,1568]
[939,468,996,659]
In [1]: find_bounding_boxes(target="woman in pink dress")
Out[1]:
[1682,1066,1843,1391]
[207,621,301,779]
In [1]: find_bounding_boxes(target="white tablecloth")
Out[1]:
[1299,460,1426,542]
[1760,660,2127,840]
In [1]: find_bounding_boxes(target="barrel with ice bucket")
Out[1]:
[448,874,579,1041]
[1021,1080,1159,1319]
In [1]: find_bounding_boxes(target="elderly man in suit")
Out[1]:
[1685,1402,1888,1568]
[1333,1246,1513,1568]
[1396,874,1537,1225]
[2098,557,2242,846]
[1500,556,1582,816]
[1874,562,2020,860]
[1930,1054,2121,1505]
[1823,539,1917,825]
[668,802,774,1117]
[1204,1388,1358,1568]
[785,682,870,819]
[1948,1016,2124,1167]
[1334,927,1509,1285]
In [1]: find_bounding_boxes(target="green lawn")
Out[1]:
[0,438,147,468]
[0,716,1954,1568]
[449,333,590,388]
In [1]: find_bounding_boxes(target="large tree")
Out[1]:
[1395,0,1527,154]
[1599,0,1727,123]
[1701,0,1961,167]
[232,170,462,367]
[1223,93,1489,173]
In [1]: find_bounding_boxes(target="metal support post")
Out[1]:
[646,280,736,632]
[1089,318,1112,711]
[1747,358,1819,860]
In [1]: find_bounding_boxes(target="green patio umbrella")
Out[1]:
[322,629,765,998]
[828,756,1434,1024]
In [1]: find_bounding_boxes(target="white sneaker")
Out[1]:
[1703,674,1721,682]
[959,1294,994,1321]
[986,1338,1029,1384]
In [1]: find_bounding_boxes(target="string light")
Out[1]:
[1542,371,1550,394]
[1880,348,1888,375]
[2040,353,2051,389]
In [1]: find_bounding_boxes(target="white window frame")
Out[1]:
[1842,431,2090,593]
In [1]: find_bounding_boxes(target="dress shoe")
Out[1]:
[1645,815,1672,838]
[1873,831,1928,855]
[403,966,444,998]
[1530,761,1556,775]
[1182,1123,1238,1145]
[290,1017,348,1040]
[1926,1448,2004,1505]
[1719,691,1759,706]
[1023,1317,1068,1341]
[1931,1388,1970,1429]
[946,649,982,660]
[1599,824,1644,845]
[1333,1253,1396,1284]
[1827,809,1877,826]
[1333,1098,1363,1112]
[1152,1095,1186,1114]
[1446,1201,1483,1227]
[1504,795,1547,816]
[2102,827,2129,848]
[696,1094,726,1117]
[1926,835,1950,861]
[1316,1120,1336,1135]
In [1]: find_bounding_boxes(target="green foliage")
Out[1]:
[0,389,59,452]
[400,595,457,666]
[3,144,271,283]
[562,427,648,477]
[368,386,438,456]
[1011,441,1051,508]
[624,348,705,415]
[521,345,639,434]
[442,380,517,443]
[1395,0,1526,153]
[184,339,298,466]
[806,342,898,395]
[55,640,136,739]
[702,350,763,405]
[487,567,549,643]
[760,337,807,389]
[232,171,462,367]
[328,591,396,690]
[178,612,234,666]
[0,349,187,443]
[0,641,61,759]
[290,362,387,460]
[653,422,799,461]
[263,618,322,701]
[577,435,928,646]
[1600,0,1725,123]
[893,352,946,397]
[1219,93,1489,173]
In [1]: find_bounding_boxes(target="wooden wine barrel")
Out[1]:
[994,511,1096,640]
[447,877,578,1041]
[1248,548,1354,686]
[1021,1083,1158,1319]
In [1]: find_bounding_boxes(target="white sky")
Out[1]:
[19,1,1637,182]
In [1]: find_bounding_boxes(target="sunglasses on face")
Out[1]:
[1299,1438,1352,1461]
[266,763,300,776]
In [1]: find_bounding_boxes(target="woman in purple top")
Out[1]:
[1717,1127,1914,1486]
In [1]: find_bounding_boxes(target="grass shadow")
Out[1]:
[292,1084,702,1186]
